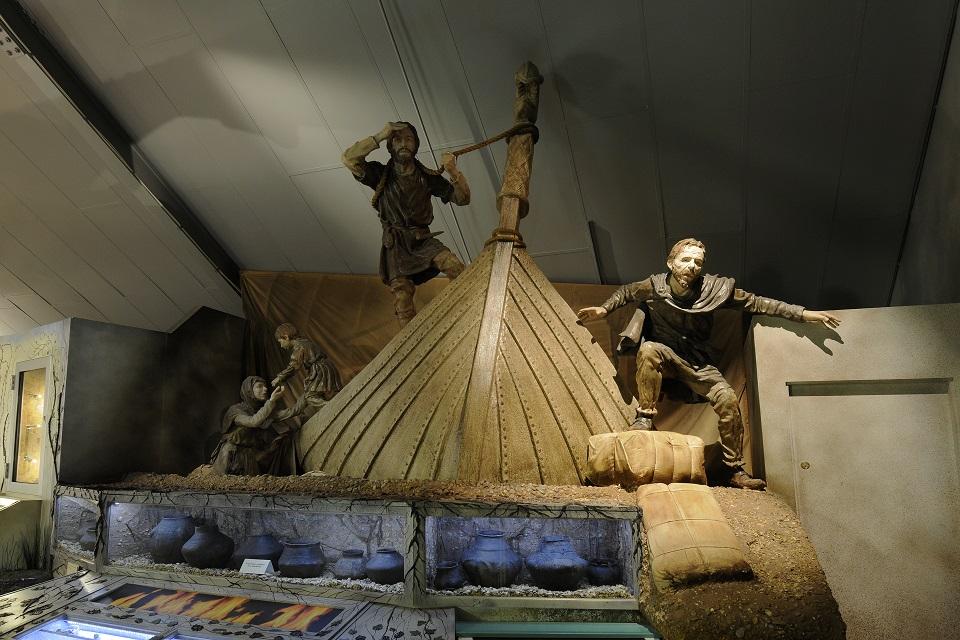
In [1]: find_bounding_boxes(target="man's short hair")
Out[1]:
[387,121,420,159]
[275,323,298,340]
[667,238,706,263]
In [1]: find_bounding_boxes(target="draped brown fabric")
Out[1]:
[241,271,755,475]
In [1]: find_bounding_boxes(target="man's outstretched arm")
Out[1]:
[577,278,654,322]
[730,289,841,328]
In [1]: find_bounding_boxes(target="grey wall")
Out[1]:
[892,9,960,305]
[159,307,245,472]
[60,309,244,484]
[748,304,960,640]
[60,318,166,484]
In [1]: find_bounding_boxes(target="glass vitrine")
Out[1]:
[10,364,47,489]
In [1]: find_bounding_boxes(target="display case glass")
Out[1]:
[104,500,407,593]
[425,515,636,597]
[14,615,159,640]
[12,367,46,486]
[53,496,99,564]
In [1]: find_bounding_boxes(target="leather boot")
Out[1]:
[630,415,655,431]
[729,470,766,491]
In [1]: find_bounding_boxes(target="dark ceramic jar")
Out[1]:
[78,527,97,553]
[461,529,523,588]
[433,561,467,590]
[149,515,195,564]
[181,524,234,569]
[331,549,366,580]
[231,533,283,570]
[278,541,326,578]
[364,548,404,584]
[525,535,588,591]
[587,558,621,585]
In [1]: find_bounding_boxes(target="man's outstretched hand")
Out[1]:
[802,310,841,328]
[577,306,608,322]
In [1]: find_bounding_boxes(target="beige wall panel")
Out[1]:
[751,304,960,640]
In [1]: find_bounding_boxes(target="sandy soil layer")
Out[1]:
[639,487,845,640]
[89,471,845,639]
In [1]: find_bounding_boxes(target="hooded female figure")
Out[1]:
[211,376,290,475]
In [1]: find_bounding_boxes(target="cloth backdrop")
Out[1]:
[241,271,757,476]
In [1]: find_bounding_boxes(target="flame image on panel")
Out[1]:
[298,62,634,485]
[102,583,341,632]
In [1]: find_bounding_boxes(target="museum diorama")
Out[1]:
[1,2,959,640]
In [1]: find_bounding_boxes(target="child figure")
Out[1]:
[271,323,343,421]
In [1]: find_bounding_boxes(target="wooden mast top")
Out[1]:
[491,61,544,245]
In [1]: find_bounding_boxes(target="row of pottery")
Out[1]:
[452,530,621,591]
[147,516,403,584]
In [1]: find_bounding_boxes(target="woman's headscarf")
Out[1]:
[221,376,268,433]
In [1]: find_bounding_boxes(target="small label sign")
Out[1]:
[239,558,275,575]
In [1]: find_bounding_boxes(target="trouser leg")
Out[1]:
[635,341,670,418]
[389,277,416,326]
[432,249,465,280]
[707,384,745,470]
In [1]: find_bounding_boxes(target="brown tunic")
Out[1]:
[354,159,456,284]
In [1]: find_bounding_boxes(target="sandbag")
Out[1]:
[637,483,752,590]
[585,430,706,490]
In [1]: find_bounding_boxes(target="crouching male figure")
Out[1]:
[577,238,840,490]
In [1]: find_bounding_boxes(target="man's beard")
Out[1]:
[672,268,699,290]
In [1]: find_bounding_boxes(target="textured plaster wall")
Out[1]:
[892,11,960,305]
[749,304,960,640]
[0,321,70,571]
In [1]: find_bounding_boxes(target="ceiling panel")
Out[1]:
[655,104,745,239]
[10,0,956,312]
[179,0,343,174]
[643,0,746,112]
[98,0,193,48]
[133,32,348,273]
[541,0,648,120]
[750,0,863,89]
[745,75,848,306]
[565,109,663,284]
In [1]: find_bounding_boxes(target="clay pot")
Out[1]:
[331,549,366,580]
[231,533,283,570]
[433,561,467,590]
[181,524,234,569]
[525,535,588,591]
[78,527,97,553]
[77,510,98,542]
[461,529,523,588]
[364,547,404,585]
[587,558,621,586]
[149,515,195,564]
[278,541,326,578]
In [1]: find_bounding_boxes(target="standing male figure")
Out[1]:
[578,238,840,490]
[343,121,471,325]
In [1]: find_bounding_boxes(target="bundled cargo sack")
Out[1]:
[637,483,752,590]
[585,430,706,490]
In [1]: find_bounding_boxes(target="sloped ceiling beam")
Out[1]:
[0,0,240,291]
